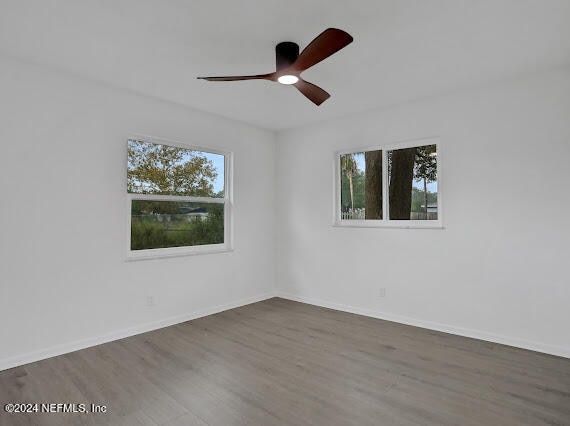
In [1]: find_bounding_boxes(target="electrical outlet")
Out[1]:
[146,296,155,307]
[378,288,386,298]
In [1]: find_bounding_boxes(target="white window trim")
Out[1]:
[334,137,443,229]
[126,135,233,261]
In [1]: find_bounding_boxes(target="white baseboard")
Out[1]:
[276,292,570,359]
[0,292,276,372]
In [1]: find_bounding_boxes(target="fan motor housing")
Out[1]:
[276,42,299,72]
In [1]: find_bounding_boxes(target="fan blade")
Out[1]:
[292,28,353,72]
[294,79,330,106]
[197,73,275,81]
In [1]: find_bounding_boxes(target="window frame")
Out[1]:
[126,135,233,260]
[334,137,442,229]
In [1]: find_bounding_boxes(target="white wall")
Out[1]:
[0,54,277,369]
[276,67,570,357]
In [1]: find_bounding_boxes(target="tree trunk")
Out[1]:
[423,177,428,219]
[365,150,382,219]
[389,148,415,219]
[348,173,354,210]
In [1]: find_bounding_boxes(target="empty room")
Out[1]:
[1,1,569,425]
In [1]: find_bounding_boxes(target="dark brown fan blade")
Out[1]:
[292,28,353,72]
[197,73,275,81]
[293,79,330,106]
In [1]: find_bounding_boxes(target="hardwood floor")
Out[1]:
[1,298,569,425]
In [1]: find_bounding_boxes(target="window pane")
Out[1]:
[131,201,224,250]
[127,140,224,197]
[340,150,383,220]
[388,144,437,220]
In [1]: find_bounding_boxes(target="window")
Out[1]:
[127,138,231,259]
[336,138,440,228]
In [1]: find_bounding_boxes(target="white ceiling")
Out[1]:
[2,0,570,130]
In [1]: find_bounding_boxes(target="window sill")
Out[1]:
[333,220,444,229]
[126,245,233,261]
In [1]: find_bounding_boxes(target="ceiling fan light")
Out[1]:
[277,75,299,85]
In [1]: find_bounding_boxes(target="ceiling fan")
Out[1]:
[197,28,353,106]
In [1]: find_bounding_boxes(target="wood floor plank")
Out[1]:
[160,411,209,426]
[1,298,568,426]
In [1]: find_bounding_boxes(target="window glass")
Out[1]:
[131,201,224,250]
[128,139,224,198]
[388,144,437,220]
[340,150,382,220]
